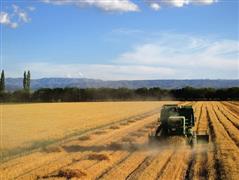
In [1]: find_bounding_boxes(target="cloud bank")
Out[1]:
[42,0,217,12]
[116,33,238,78]
[42,0,139,12]
[9,33,238,80]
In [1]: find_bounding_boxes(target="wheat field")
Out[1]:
[1,101,167,151]
[1,101,239,180]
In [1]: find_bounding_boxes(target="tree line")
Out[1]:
[0,86,238,102]
[0,70,238,102]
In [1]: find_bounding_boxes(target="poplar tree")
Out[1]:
[23,71,27,90]
[27,70,31,91]
[0,70,5,92]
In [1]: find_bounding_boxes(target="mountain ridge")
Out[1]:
[6,78,239,91]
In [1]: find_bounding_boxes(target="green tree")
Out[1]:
[27,70,31,91]
[0,70,5,92]
[23,71,27,90]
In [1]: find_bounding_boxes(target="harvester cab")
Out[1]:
[149,104,209,147]
[167,116,186,135]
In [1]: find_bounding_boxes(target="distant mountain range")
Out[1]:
[6,78,239,91]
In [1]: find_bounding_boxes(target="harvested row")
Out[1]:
[158,147,191,180]
[100,151,150,180]
[222,101,239,116]
[194,102,203,131]
[196,104,208,132]
[218,103,239,129]
[131,150,174,180]
[189,102,216,180]
[212,102,239,147]
[207,103,239,180]
[228,101,239,106]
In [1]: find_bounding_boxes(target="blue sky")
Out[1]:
[0,0,238,80]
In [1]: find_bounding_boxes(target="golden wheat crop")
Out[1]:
[1,101,166,151]
[1,101,239,180]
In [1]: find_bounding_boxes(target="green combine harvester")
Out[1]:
[149,104,209,146]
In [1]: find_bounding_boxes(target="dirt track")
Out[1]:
[0,101,239,180]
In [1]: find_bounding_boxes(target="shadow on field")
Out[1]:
[1,138,57,162]
[62,141,192,157]
[62,142,147,153]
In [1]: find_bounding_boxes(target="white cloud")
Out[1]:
[0,12,10,24]
[150,3,161,11]
[0,11,18,28]
[42,0,139,12]
[147,0,217,8]
[115,33,239,78]
[0,4,33,28]
[195,0,217,5]
[167,0,190,7]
